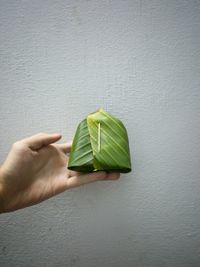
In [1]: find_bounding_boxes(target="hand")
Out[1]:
[0,133,120,213]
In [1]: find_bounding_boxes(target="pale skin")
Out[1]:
[0,133,120,213]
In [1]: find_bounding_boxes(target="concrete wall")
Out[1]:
[0,1,200,266]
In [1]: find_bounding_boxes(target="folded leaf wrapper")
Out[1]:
[68,108,132,173]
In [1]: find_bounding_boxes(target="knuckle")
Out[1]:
[12,141,21,149]
[97,171,107,180]
[12,141,26,152]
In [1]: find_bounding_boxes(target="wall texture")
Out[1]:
[0,1,200,266]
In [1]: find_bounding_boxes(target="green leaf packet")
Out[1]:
[68,108,131,173]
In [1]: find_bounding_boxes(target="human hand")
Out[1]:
[0,133,120,213]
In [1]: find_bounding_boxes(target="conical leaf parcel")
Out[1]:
[68,108,132,173]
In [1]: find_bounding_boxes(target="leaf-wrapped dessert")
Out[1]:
[68,108,131,173]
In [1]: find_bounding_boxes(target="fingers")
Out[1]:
[65,171,120,190]
[56,142,72,153]
[66,171,106,189]
[105,172,121,180]
[22,133,62,150]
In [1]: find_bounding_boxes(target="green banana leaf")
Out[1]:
[68,108,132,173]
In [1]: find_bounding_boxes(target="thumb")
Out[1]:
[23,132,62,150]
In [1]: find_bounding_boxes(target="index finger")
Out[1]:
[22,133,62,150]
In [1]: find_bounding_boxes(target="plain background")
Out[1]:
[0,0,200,266]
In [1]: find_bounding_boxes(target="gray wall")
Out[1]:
[0,1,200,266]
